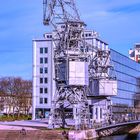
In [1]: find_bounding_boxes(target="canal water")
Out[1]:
[96,133,140,140]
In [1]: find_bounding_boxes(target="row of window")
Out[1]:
[40,57,48,64]
[40,48,48,54]
[82,33,92,38]
[40,77,48,84]
[40,98,48,104]
[40,67,48,74]
[40,87,48,94]
[46,35,52,39]
[111,49,140,71]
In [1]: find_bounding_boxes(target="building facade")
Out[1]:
[32,36,55,119]
[129,43,140,63]
[110,49,140,120]
[32,29,140,123]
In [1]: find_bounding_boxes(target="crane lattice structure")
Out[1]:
[43,0,116,129]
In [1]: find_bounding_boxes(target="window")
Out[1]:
[44,67,48,73]
[44,98,48,104]
[80,46,84,52]
[100,108,102,119]
[40,48,43,54]
[40,88,43,94]
[86,46,89,52]
[44,78,48,83]
[40,68,43,74]
[44,48,48,53]
[44,88,48,93]
[96,108,98,119]
[40,78,43,84]
[40,58,43,64]
[61,25,65,28]
[46,35,52,38]
[40,98,43,104]
[44,58,48,63]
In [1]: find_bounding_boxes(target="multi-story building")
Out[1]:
[32,34,55,119]
[129,43,140,63]
[110,49,140,121]
[32,27,140,122]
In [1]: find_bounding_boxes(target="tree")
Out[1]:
[0,77,32,116]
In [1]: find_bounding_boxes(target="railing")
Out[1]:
[93,115,140,130]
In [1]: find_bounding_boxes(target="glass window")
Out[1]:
[44,48,48,53]
[100,108,102,119]
[44,67,48,73]
[40,88,43,94]
[40,78,43,84]
[80,46,84,52]
[44,98,48,104]
[44,78,48,83]
[96,108,98,119]
[44,58,48,63]
[40,48,43,54]
[40,68,43,74]
[86,46,89,52]
[40,58,43,64]
[44,88,48,93]
[40,98,43,104]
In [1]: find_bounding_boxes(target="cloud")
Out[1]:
[109,3,140,13]
[77,0,140,56]
[0,0,140,79]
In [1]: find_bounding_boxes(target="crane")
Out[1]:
[43,0,117,129]
[43,0,90,129]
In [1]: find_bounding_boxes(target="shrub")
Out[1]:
[0,114,32,121]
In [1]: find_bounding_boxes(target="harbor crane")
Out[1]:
[43,0,117,129]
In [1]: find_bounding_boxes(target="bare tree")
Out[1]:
[0,77,32,117]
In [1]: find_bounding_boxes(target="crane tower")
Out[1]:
[43,0,117,129]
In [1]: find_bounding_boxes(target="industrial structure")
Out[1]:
[42,0,117,129]
[32,0,140,130]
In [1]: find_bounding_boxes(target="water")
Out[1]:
[96,133,140,140]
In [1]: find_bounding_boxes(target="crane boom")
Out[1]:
[43,0,80,26]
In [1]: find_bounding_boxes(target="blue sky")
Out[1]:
[0,0,140,79]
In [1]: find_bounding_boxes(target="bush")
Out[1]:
[0,114,32,121]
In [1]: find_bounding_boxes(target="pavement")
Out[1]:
[0,124,37,130]
[0,120,49,130]
[0,119,75,130]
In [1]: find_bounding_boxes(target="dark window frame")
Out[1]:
[44,98,48,104]
[40,98,43,104]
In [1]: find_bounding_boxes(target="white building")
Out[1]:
[33,25,140,123]
[32,26,112,122]
[129,43,140,63]
[32,35,55,119]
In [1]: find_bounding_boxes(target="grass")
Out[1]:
[0,115,32,121]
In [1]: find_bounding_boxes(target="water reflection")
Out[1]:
[96,133,140,140]
[124,134,139,140]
